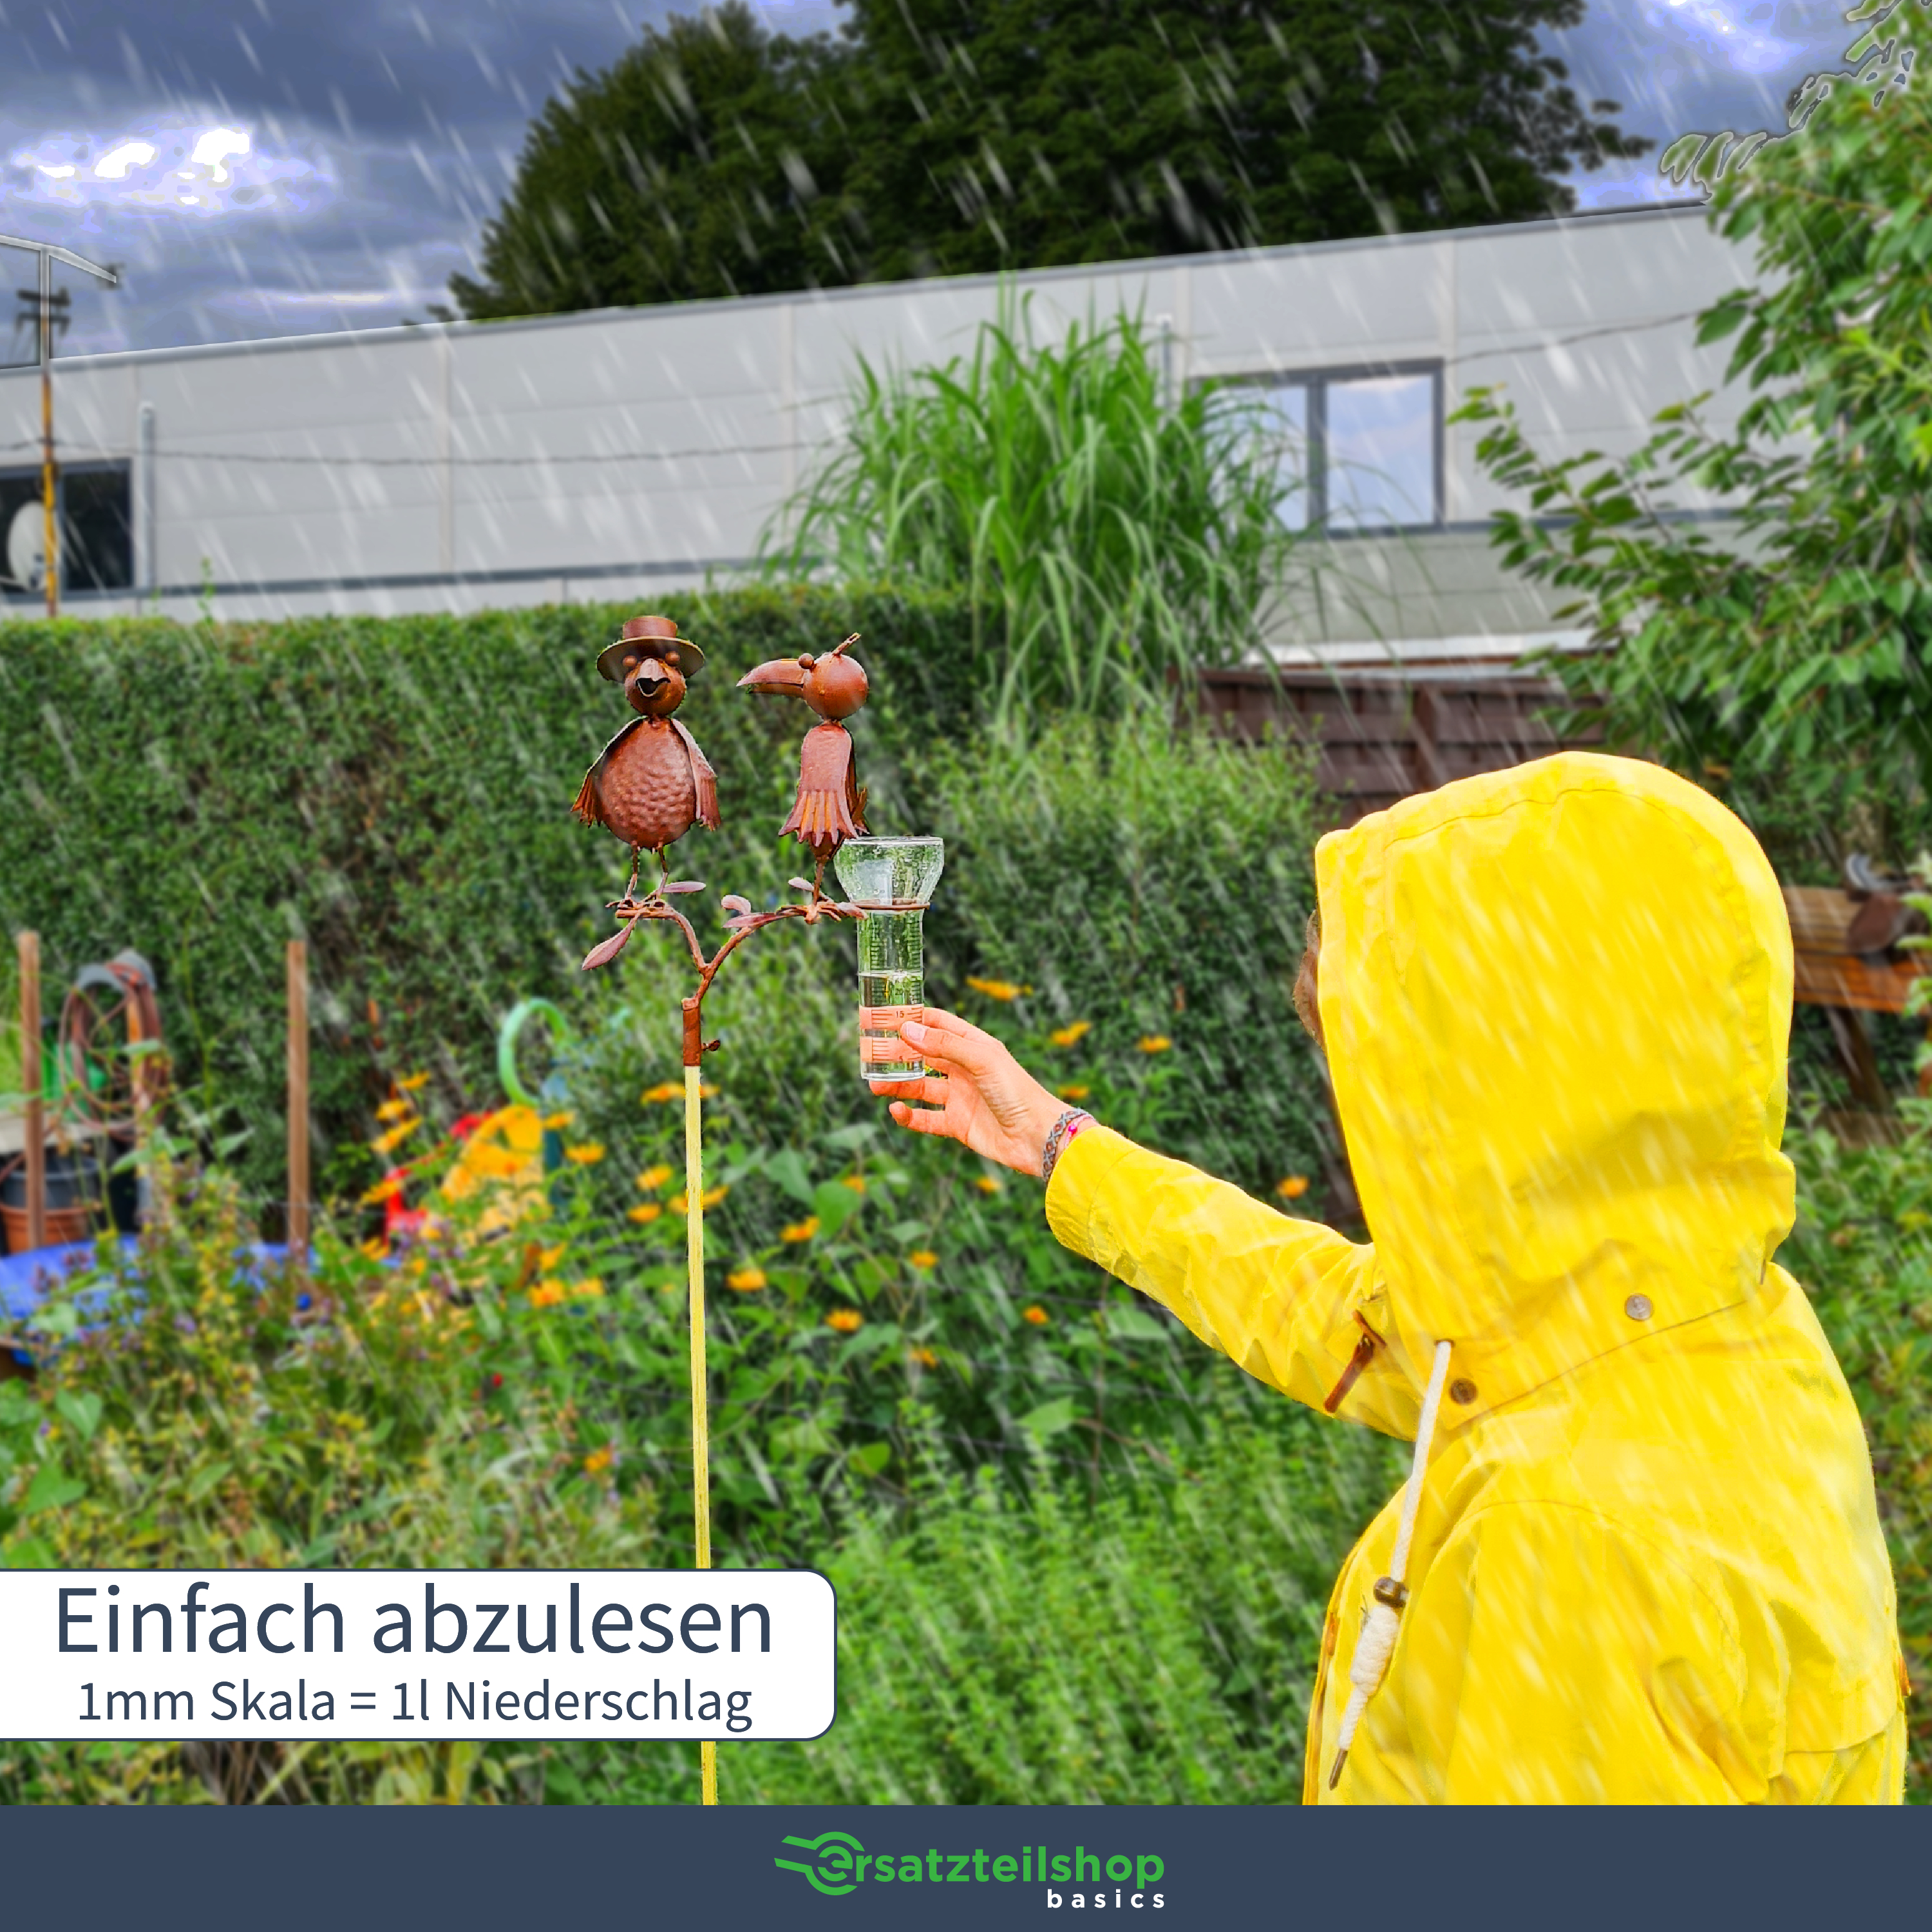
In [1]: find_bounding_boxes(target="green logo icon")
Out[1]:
[775,1831,866,1897]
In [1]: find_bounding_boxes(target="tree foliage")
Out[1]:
[1456,51,1932,866]
[453,0,1645,319]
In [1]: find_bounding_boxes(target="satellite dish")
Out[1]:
[5,499,45,592]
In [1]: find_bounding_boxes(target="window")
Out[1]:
[1242,363,1442,533]
[0,462,133,597]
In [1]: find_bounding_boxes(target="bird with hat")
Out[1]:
[573,616,721,965]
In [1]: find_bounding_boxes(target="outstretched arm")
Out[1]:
[874,1012,1408,1435]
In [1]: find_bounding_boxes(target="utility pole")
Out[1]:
[1,234,118,618]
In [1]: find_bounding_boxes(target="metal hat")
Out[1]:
[596,614,705,683]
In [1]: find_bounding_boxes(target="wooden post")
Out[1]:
[286,940,309,1264]
[18,932,44,1252]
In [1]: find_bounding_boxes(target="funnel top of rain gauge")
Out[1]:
[835,837,944,911]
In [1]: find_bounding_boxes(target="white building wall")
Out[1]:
[0,203,1756,649]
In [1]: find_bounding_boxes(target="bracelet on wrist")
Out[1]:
[1040,1108,1094,1186]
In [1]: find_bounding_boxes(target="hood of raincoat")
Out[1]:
[1314,751,1795,1419]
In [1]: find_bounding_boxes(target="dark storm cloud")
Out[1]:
[0,1,1879,355]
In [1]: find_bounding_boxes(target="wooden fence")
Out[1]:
[1188,664,1603,823]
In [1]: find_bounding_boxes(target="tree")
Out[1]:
[1455,47,1932,866]
[453,0,1645,318]
[840,0,1644,279]
[450,4,855,316]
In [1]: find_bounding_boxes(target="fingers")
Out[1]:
[887,1099,957,1138]
[901,1009,1004,1071]
[869,1074,950,1105]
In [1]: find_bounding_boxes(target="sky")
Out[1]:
[0,1,1876,359]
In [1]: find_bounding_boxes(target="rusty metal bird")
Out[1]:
[573,616,721,966]
[737,632,869,900]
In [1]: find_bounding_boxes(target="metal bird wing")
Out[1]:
[571,717,644,828]
[672,719,722,831]
[781,721,866,846]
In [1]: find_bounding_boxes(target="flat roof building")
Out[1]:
[0,202,1747,661]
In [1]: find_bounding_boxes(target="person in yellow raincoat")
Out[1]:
[874,752,1906,1803]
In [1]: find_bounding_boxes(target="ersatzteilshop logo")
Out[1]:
[775,1832,1166,1909]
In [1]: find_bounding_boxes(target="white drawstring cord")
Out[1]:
[1327,1337,1454,1791]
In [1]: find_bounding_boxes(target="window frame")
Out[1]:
[1217,358,1446,536]
[0,459,134,598]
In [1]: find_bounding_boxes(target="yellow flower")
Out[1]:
[529,1281,567,1308]
[1056,1084,1091,1101]
[542,1110,574,1130]
[700,1083,719,1099]
[564,1143,606,1166]
[397,1071,430,1092]
[636,1164,674,1192]
[1022,1304,1050,1327]
[642,1082,682,1104]
[583,1446,614,1475]
[1050,1020,1092,1048]
[727,1267,768,1291]
[966,976,1022,1001]
[359,1236,389,1261]
[975,1176,1002,1195]
[628,1203,663,1225]
[668,1184,729,1216]
[1276,1174,1310,1200]
[375,1098,413,1124]
[370,1118,419,1155]
[840,1174,867,1193]
[826,1308,864,1334]
[359,1174,404,1206]
[909,1347,938,1368]
[1137,1035,1173,1054]
[782,1217,821,1243]
[907,1249,938,1269]
[573,1278,605,1300]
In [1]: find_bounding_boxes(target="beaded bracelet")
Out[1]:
[1040,1108,1094,1186]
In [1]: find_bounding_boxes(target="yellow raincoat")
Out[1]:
[1046,753,1906,1803]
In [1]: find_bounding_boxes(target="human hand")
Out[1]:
[869,1007,1068,1176]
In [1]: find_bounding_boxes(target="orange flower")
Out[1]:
[359,1174,404,1206]
[573,1278,605,1300]
[375,1098,413,1124]
[1056,1083,1091,1101]
[669,1185,729,1215]
[628,1203,663,1226]
[1137,1035,1173,1054]
[1022,1304,1050,1327]
[397,1071,430,1092]
[564,1142,606,1165]
[727,1267,768,1291]
[966,976,1022,1001]
[583,1446,614,1475]
[636,1164,673,1191]
[907,1249,938,1269]
[975,1176,1002,1195]
[826,1308,863,1334]
[641,1082,681,1104]
[1276,1174,1310,1200]
[530,1281,567,1308]
[370,1119,419,1155]
[909,1347,938,1368]
[781,1217,820,1243]
[840,1174,867,1193]
[542,1110,575,1130]
[358,1236,389,1261]
[1050,1020,1092,1048]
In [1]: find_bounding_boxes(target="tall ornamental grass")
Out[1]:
[765,304,1300,726]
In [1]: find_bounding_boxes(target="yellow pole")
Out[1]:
[684,1058,717,1806]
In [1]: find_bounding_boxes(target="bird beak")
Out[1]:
[737,658,808,696]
